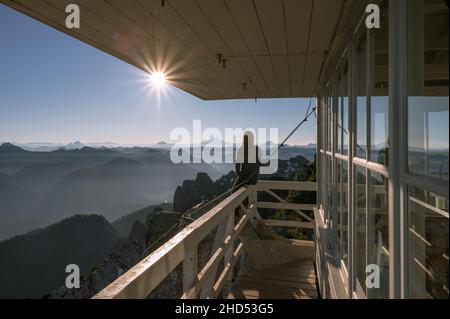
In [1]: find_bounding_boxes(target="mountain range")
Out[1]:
[0,143,220,240]
[0,141,318,241]
[0,150,317,298]
[0,214,123,298]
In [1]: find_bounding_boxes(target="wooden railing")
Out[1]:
[93,180,316,299]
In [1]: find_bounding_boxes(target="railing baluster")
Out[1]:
[249,189,257,218]
[182,241,198,298]
[199,209,233,298]
[181,212,250,299]
[220,207,235,297]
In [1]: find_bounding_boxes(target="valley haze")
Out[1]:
[0,141,316,241]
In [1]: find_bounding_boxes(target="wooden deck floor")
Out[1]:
[228,259,319,299]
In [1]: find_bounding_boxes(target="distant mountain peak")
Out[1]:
[65,141,85,150]
[0,143,28,153]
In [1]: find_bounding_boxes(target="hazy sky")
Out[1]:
[0,4,316,146]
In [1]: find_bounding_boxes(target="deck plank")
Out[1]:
[228,259,318,299]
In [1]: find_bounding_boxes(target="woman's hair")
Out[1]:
[237,131,257,163]
[242,131,255,146]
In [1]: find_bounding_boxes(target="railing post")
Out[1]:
[199,209,234,298]
[221,208,236,297]
[249,188,257,218]
[183,240,198,298]
[248,186,261,232]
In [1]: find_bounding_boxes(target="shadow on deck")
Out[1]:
[229,259,318,299]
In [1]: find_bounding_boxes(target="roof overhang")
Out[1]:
[1,0,357,100]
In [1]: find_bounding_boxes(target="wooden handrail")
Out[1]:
[93,186,250,299]
[93,180,318,299]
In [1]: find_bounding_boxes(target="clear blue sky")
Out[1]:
[0,4,316,146]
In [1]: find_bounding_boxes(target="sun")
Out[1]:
[149,71,168,90]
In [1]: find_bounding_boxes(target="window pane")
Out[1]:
[371,97,389,165]
[327,155,333,209]
[337,159,341,231]
[337,73,342,154]
[407,0,449,181]
[356,26,367,159]
[322,96,327,153]
[340,160,349,267]
[370,0,389,164]
[328,86,333,152]
[408,186,449,299]
[355,167,367,293]
[368,172,389,298]
[342,60,350,156]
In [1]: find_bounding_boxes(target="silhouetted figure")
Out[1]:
[235,131,266,186]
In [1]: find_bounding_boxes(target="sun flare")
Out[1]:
[149,71,168,90]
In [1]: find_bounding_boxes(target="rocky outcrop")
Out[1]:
[128,220,146,242]
[173,172,215,213]
[173,171,235,213]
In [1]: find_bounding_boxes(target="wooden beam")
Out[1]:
[262,219,315,229]
[183,243,198,293]
[256,180,317,191]
[256,202,315,211]
[265,189,314,222]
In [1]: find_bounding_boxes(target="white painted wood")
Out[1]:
[262,219,315,229]
[221,208,236,297]
[288,54,306,96]
[348,32,356,297]
[265,189,314,222]
[303,54,323,95]
[403,173,449,199]
[223,0,267,56]
[272,55,292,97]
[389,0,407,298]
[256,202,315,211]
[253,0,287,56]
[182,213,250,299]
[309,0,344,52]
[199,209,231,299]
[409,196,449,219]
[254,55,281,96]
[211,242,244,299]
[284,0,312,54]
[256,180,317,191]
[353,156,389,177]
[183,243,198,293]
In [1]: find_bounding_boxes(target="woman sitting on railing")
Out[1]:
[235,131,269,186]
